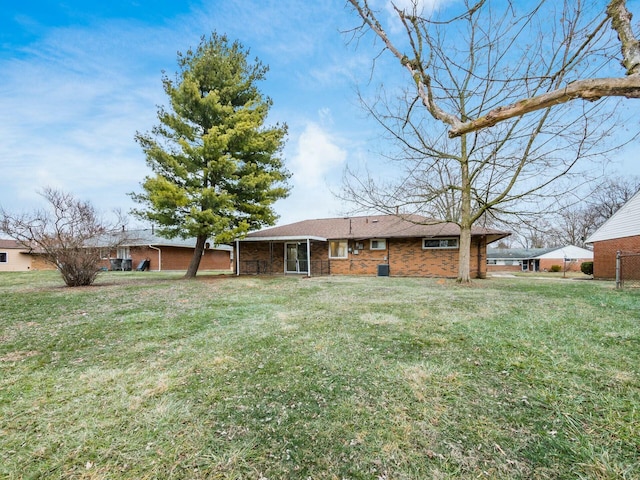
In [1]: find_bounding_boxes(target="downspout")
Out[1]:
[235,240,240,276]
[148,245,161,271]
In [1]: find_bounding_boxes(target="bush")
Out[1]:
[581,261,594,275]
[1,188,126,287]
[550,265,562,272]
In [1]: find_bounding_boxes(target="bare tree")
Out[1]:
[588,174,640,222]
[448,0,640,136]
[349,1,639,137]
[0,188,126,287]
[546,175,640,246]
[345,0,633,281]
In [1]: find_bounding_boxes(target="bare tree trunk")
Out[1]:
[185,234,207,278]
[458,135,472,283]
[458,224,472,283]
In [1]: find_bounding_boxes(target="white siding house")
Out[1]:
[585,189,640,243]
[585,189,640,279]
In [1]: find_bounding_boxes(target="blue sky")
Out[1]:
[1,0,639,228]
[0,0,385,226]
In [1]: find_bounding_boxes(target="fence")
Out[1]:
[616,251,640,289]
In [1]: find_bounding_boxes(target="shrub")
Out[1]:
[1,188,126,287]
[550,265,562,272]
[581,261,594,275]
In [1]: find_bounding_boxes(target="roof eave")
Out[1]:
[240,235,327,242]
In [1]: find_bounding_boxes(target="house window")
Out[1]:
[117,247,130,259]
[329,240,348,259]
[0,252,7,263]
[370,239,386,250]
[487,259,497,265]
[422,238,458,249]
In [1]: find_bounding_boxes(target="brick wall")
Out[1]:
[592,235,640,279]
[386,237,486,278]
[238,236,488,278]
[143,246,231,271]
[487,263,522,273]
[101,246,231,271]
[329,239,388,275]
[538,258,590,272]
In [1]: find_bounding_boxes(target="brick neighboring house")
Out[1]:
[234,214,509,278]
[487,245,593,273]
[0,239,54,271]
[585,189,640,280]
[100,229,233,272]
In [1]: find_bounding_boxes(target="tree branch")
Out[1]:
[608,0,640,75]
[449,0,640,137]
[347,0,463,129]
[449,75,640,137]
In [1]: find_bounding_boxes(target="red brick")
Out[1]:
[592,235,640,279]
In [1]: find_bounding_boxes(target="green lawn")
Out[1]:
[1,271,639,479]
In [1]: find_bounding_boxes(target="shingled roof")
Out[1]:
[91,229,233,251]
[0,239,25,249]
[243,214,509,243]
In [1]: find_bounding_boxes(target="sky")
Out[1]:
[1,0,639,230]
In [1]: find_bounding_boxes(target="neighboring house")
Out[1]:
[0,239,54,272]
[585,188,640,279]
[487,245,593,273]
[234,214,509,278]
[100,229,233,272]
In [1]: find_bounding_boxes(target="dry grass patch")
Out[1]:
[1,272,639,479]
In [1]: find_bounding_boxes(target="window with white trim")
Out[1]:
[0,252,7,263]
[329,240,348,259]
[370,239,386,250]
[422,238,458,249]
[117,247,130,259]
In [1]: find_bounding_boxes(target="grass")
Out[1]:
[1,271,639,479]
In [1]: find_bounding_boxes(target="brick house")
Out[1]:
[99,229,233,272]
[585,189,640,280]
[234,214,508,278]
[487,245,593,273]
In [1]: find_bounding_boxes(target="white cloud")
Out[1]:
[288,122,347,188]
[268,120,351,225]
[385,0,448,15]
[0,19,176,214]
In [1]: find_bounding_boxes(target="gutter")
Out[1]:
[239,235,326,242]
